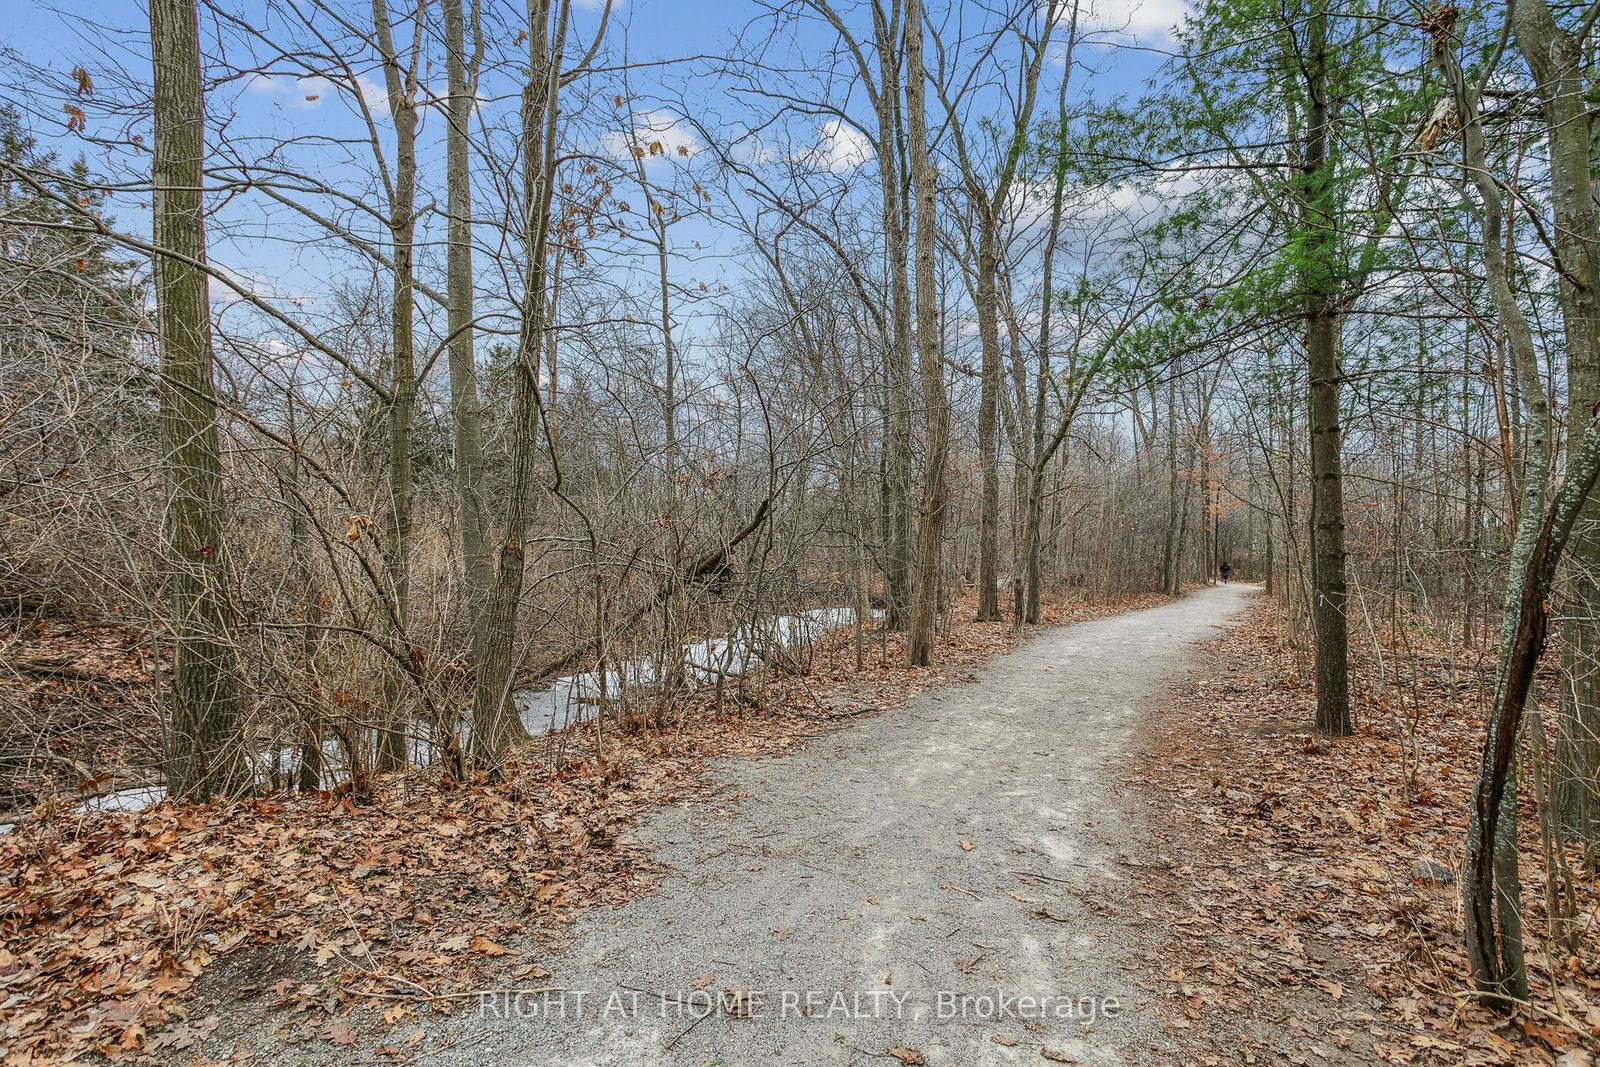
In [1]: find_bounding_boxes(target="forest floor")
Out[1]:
[0,586,1171,1065]
[1128,596,1600,1066]
[10,586,1596,1066]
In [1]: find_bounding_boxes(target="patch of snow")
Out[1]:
[76,786,168,813]
[0,606,873,831]
[513,607,871,735]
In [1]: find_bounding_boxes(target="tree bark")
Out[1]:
[874,3,915,633]
[1162,378,1182,595]
[150,0,247,800]
[1510,0,1600,845]
[937,8,1061,624]
[442,0,494,695]
[371,0,421,772]
[1015,13,1079,624]
[279,400,324,791]
[472,0,567,763]
[905,0,946,667]
[1301,0,1353,736]
[1434,20,1549,1000]
[975,215,1002,621]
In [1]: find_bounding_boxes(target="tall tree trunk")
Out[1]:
[1511,0,1600,845]
[1264,484,1276,598]
[874,6,915,633]
[974,215,1002,621]
[1174,430,1194,588]
[150,0,246,800]
[1162,378,1182,596]
[472,0,566,763]
[943,4,1062,625]
[642,146,685,705]
[905,0,945,667]
[1200,390,1215,583]
[1434,23,1548,999]
[280,400,324,791]
[442,0,493,703]
[1301,0,1353,736]
[372,0,421,772]
[1022,41,1077,623]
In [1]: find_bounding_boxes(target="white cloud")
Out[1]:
[247,74,326,110]
[729,134,779,166]
[246,73,390,119]
[209,264,315,308]
[601,109,701,166]
[1077,170,1204,220]
[354,75,392,118]
[1004,169,1203,249]
[255,337,300,357]
[1071,0,1189,41]
[797,118,872,174]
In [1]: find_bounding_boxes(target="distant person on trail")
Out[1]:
[1219,561,1232,583]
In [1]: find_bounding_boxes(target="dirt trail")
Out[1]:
[408,584,1257,1066]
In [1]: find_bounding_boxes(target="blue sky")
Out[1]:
[1,0,1187,358]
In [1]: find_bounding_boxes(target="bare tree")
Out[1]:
[150,0,247,799]
[905,0,947,666]
[441,0,493,687]
[932,0,1062,622]
[471,0,609,763]
[369,0,426,770]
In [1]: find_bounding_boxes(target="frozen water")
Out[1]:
[0,606,870,831]
[514,606,867,734]
[76,785,168,813]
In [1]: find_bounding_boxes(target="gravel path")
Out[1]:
[428,584,1255,1066]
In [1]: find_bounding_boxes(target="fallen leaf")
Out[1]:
[469,936,510,957]
[1522,1019,1580,1051]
